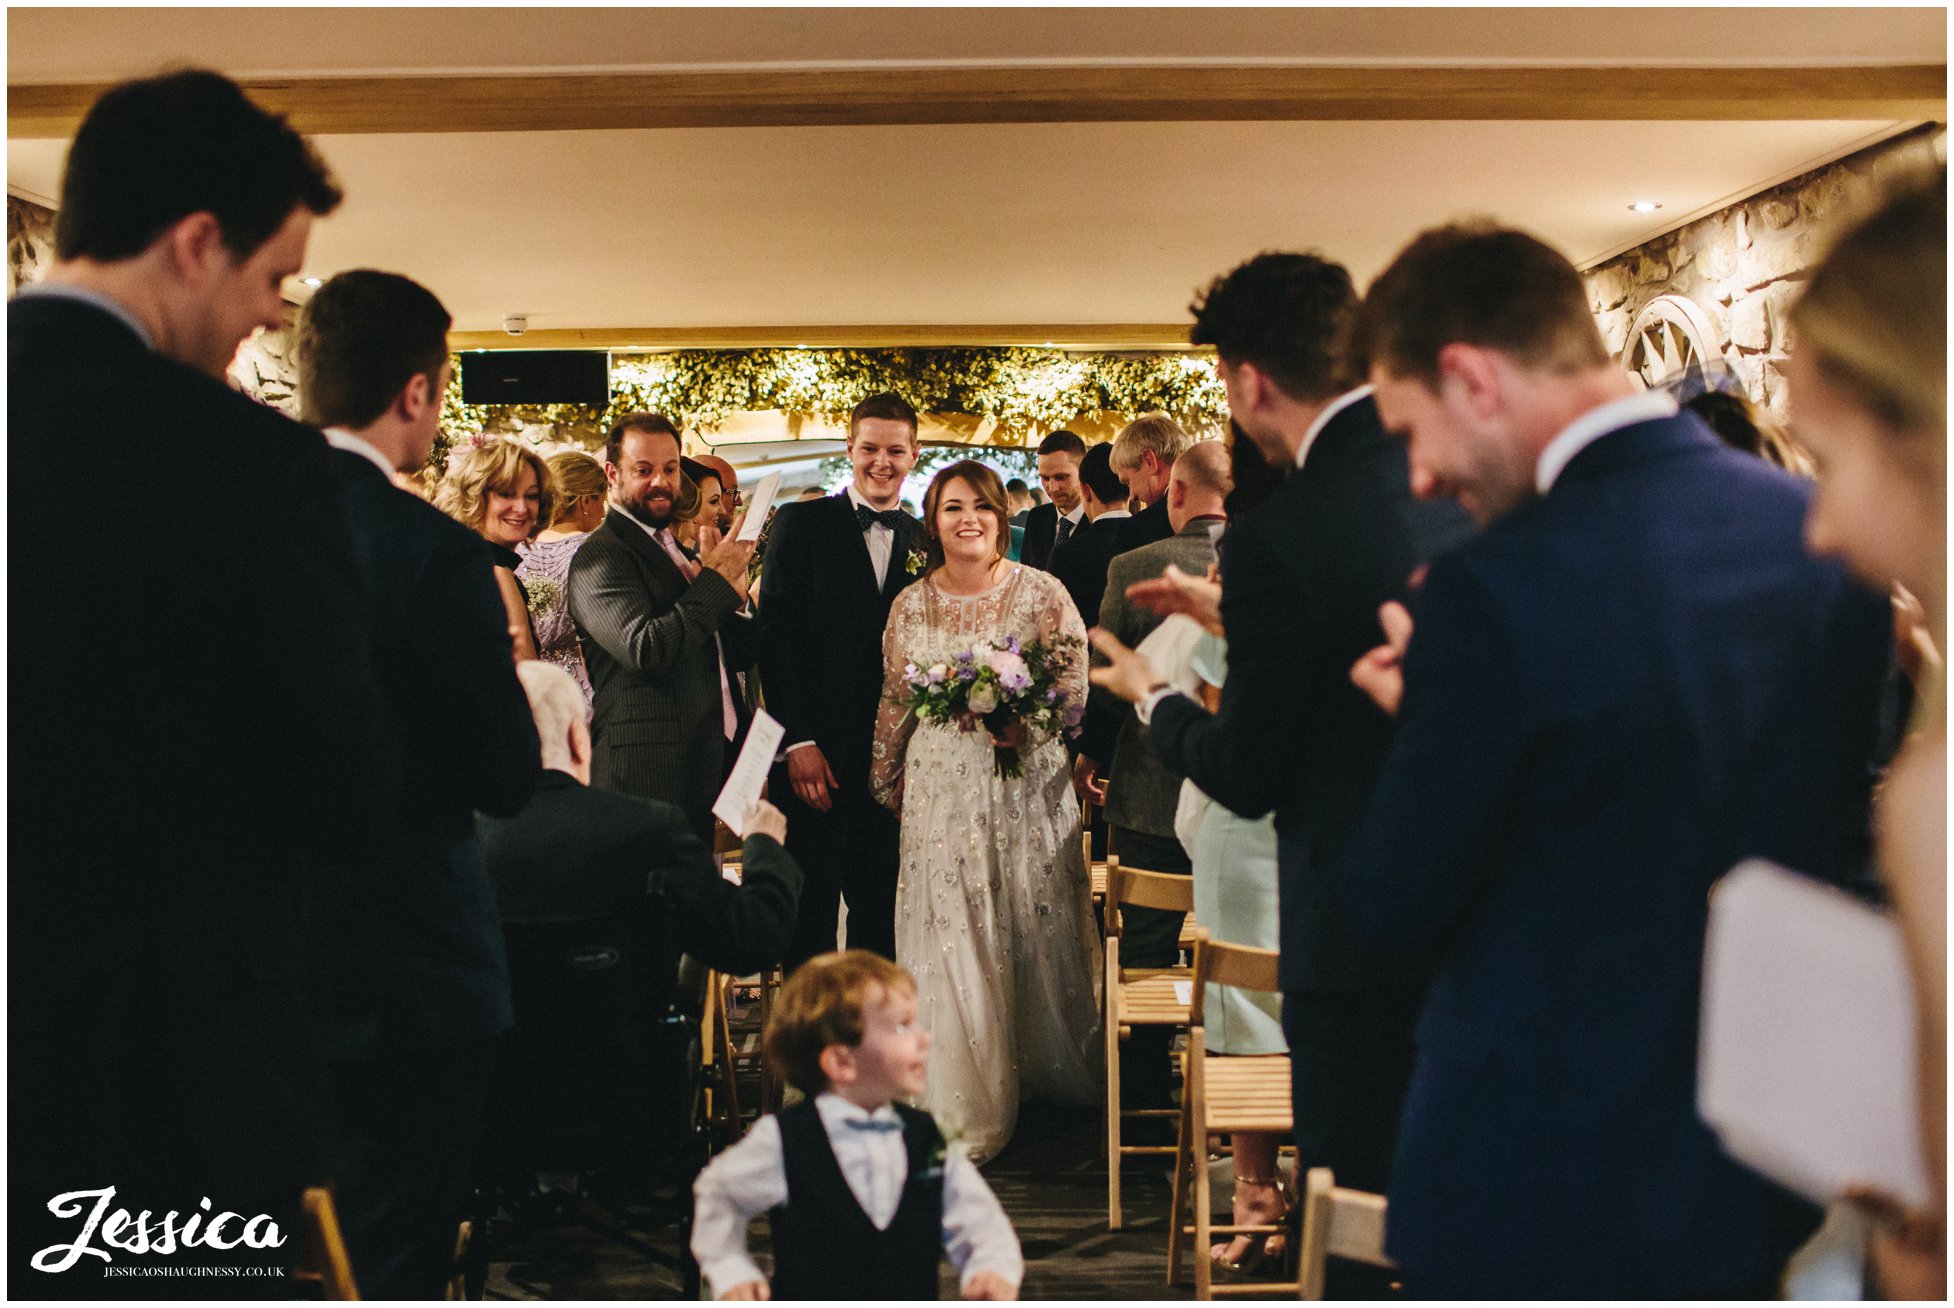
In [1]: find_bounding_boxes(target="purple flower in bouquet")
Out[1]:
[893,633,1085,779]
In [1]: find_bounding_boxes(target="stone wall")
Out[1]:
[1583,126,1945,420]
[6,192,302,414]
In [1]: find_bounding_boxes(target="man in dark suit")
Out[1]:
[1049,442,1133,628]
[1076,439,1230,1116]
[481,662,803,995]
[1091,253,1472,1296]
[295,270,542,1298]
[568,413,757,843]
[9,71,399,1293]
[1108,413,1193,551]
[758,393,923,969]
[1338,224,1891,1299]
[1020,429,1087,571]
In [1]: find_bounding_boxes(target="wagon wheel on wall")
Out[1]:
[1622,294,1727,388]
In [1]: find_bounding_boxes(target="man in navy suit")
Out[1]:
[297,270,542,1298]
[1020,429,1088,571]
[10,70,398,1293]
[1049,442,1135,628]
[758,393,923,969]
[1341,223,1891,1298]
[1090,254,1472,1295]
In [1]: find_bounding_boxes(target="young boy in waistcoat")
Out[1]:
[691,950,1022,1300]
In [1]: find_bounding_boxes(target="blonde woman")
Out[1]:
[517,449,607,708]
[436,438,556,662]
[1789,177,1945,1298]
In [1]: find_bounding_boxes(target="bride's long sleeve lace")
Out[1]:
[869,593,918,810]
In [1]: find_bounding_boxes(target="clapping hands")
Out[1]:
[1349,601,1415,717]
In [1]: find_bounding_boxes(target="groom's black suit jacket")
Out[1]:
[9,293,400,1287]
[312,451,541,1060]
[757,493,923,786]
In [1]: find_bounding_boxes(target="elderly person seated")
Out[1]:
[479,662,803,975]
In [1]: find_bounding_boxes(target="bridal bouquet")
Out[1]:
[900,634,1084,778]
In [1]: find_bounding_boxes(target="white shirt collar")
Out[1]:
[1061,503,1086,525]
[322,426,398,481]
[814,1092,900,1130]
[1534,390,1680,494]
[1296,384,1374,470]
[17,282,157,350]
[846,483,902,519]
[1092,508,1132,522]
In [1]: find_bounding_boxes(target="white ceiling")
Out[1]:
[7,8,1942,340]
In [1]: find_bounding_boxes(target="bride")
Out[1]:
[870,460,1101,1162]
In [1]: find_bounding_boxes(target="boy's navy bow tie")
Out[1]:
[855,505,906,532]
[843,1117,902,1133]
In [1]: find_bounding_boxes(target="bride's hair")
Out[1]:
[921,460,1011,573]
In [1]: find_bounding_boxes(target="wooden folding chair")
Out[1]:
[446,1219,472,1300]
[701,968,744,1133]
[1084,801,1111,907]
[1167,930,1293,1299]
[1104,857,1195,1228]
[1296,1167,1393,1300]
[293,1185,358,1299]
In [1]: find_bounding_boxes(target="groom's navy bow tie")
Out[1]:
[855,505,906,532]
[844,1116,902,1133]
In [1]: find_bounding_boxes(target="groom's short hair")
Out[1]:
[764,951,916,1095]
[849,392,919,441]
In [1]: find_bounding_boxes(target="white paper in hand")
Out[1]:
[712,709,785,837]
[1698,859,1931,1210]
[736,472,783,542]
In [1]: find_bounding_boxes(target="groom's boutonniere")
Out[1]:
[904,543,929,576]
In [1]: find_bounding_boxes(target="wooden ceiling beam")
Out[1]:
[10,63,1944,138]
[446,324,1203,352]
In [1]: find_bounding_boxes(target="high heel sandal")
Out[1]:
[1208,1174,1293,1275]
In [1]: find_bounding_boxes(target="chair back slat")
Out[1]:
[1325,1188,1390,1264]
[1191,930,1280,995]
[1298,1167,1394,1299]
[1108,860,1195,916]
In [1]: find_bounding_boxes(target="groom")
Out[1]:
[758,393,924,971]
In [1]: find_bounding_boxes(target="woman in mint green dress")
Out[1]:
[1178,629,1287,1271]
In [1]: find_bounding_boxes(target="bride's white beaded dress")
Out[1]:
[871,563,1103,1162]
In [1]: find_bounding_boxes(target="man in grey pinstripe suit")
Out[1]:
[568,413,757,841]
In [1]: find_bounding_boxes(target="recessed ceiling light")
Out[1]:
[1628,201,1662,214]
[300,276,323,286]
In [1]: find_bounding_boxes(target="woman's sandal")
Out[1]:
[1208,1174,1293,1275]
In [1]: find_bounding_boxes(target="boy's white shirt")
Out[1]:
[691,1092,1024,1298]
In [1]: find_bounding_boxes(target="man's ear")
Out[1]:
[1168,477,1188,508]
[161,212,227,289]
[818,1043,856,1089]
[1436,343,1503,420]
[397,371,434,423]
[1234,360,1274,416]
